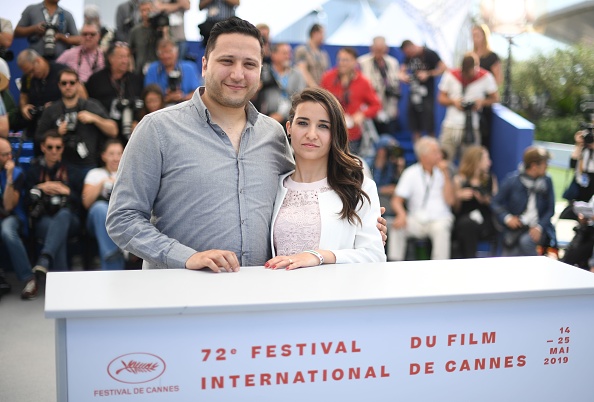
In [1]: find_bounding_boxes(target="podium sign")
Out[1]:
[46,257,594,401]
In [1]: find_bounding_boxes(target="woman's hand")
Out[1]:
[265,252,321,270]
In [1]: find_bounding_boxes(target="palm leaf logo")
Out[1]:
[115,360,159,375]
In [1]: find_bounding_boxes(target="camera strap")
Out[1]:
[42,7,60,29]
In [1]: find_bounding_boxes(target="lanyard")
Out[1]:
[421,170,434,208]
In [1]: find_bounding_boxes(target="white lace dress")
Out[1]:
[273,176,331,256]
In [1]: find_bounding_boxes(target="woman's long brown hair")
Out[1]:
[288,88,370,225]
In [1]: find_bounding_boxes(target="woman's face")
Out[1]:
[287,101,332,164]
[102,143,123,172]
[479,149,491,171]
[145,92,163,113]
[472,27,484,46]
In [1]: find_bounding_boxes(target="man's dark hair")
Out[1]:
[400,40,413,50]
[41,129,63,144]
[309,23,323,38]
[339,47,358,59]
[204,17,263,60]
[58,67,79,82]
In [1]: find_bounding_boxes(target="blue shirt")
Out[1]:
[144,61,201,98]
[1,166,28,228]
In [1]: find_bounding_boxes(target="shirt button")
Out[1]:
[241,219,245,224]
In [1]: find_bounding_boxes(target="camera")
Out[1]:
[167,70,181,92]
[29,105,45,118]
[42,23,59,58]
[580,123,594,145]
[29,187,68,218]
[115,98,144,139]
[384,85,400,99]
[0,47,14,62]
[102,181,114,201]
[149,12,169,30]
[461,101,475,111]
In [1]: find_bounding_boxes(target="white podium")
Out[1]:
[45,257,594,401]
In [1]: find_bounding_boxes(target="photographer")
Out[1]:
[35,68,117,172]
[438,52,498,162]
[25,130,84,274]
[561,197,594,272]
[17,49,81,140]
[144,38,199,106]
[129,0,163,76]
[155,0,190,60]
[358,36,401,135]
[0,138,37,300]
[115,0,141,43]
[14,0,80,60]
[86,42,144,143]
[82,140,125,270]
[563,125,594,206]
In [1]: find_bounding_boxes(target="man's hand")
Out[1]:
[393,213,407,229]
[57,120,68,135]
[36,181,70,196]
[165,89,184,103]
[416,70,430,82]
[529,226,542,243]
[377,206,387,245]
[185,250,240,272]
[4,158,15,178]
[21,104,34,120]
[506,216,523,230]
[77,110,98,125]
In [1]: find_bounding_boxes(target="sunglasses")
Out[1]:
[45,145,64,151]
[81,32,98,37]
[114,41,129,48]
[60,80,78,86]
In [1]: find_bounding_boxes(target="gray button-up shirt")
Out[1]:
[106,88,294,268]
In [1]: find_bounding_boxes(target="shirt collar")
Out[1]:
[191,86,260,127]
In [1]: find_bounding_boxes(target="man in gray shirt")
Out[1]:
[106,17,294,272]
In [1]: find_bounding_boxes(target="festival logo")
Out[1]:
[107,353,166,384]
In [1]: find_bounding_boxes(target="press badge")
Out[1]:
[77,142,89,159]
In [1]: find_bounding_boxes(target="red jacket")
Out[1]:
[321,69,382,141]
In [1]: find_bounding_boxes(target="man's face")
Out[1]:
[311,29,324,46]
[420,142,442,168]
[19,58,44,79]
[271,44,291,69]
[158,44,178,68]
[402,45,417,59]
[533,160,548,177]
[80,24,100,51]
[0,139,12,169]
[59,72,79,100]
[371,39,387,58]
[140,3,153,22]
[41,137,64,165]
[337,50,356,76]
[202,33,262,109]
[109,46,131,74]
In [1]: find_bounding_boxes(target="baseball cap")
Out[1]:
[0,58,10,92]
